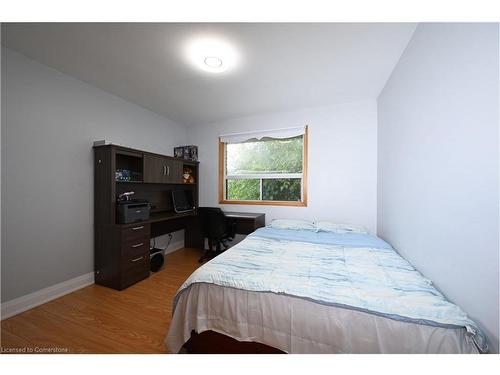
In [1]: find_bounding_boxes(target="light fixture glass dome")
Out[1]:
[185,36,239,73]
[204,56,223,68]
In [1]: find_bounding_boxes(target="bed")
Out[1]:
[165,223,488,354]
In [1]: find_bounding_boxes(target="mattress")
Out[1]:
[165,227,486,353]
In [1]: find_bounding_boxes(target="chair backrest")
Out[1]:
[198,207,227,239]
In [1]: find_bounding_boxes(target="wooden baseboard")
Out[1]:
[1,242,186,321]
[1,272,95,320]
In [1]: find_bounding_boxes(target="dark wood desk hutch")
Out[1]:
[94,144,200,290]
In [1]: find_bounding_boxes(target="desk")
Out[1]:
[150,210,265,249]
[94,143,204,291]
[223,212,266,235]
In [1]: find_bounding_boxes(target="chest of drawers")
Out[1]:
[95,223,151,290]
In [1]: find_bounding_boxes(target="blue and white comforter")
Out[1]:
[174,227,488,352]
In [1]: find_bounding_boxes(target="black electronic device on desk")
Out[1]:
[172,190,196,213]
[116,191,151,224]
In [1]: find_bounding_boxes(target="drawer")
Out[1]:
[121,237,149,259]
[120,252,149,289]
[121,223,150,242]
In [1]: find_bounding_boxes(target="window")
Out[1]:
[219,126,308,206]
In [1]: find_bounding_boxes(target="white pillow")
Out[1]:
[314,221,368,234]
[269,219,316,231]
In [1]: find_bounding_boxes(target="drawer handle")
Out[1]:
[131,256,143,262]
[163,165,167,175]
[131,242,144,248]
[167,165,170,176]
[132,226,144,231]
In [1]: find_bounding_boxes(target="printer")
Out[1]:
[116,191,150,224]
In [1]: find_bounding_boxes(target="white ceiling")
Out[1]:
[1,23,416,126]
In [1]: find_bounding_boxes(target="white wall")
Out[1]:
[378,23,499,352]
[187,100,378,233]
[1,47,188,302]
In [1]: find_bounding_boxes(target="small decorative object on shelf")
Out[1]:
[174,145,198,161]
[116,169,131,181]
[183,166,196,184]
[115,169,142,182]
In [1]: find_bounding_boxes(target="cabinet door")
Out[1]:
[165,159,183,183]
[144,154,168,183]
[144,155,183,183]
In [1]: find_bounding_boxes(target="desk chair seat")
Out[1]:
[198,207,236,263]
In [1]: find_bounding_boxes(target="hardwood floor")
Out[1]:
[0,248,202,354]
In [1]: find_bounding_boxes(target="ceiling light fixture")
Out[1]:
[185,36,239,73]
[204,56,223,68]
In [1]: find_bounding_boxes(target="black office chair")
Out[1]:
[198,207,236,263]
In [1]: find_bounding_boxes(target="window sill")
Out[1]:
[219,199,307,207]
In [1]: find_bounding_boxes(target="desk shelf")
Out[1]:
[115,150,143,182]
